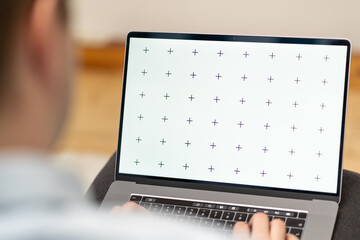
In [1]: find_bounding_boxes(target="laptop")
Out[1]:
[100,32,351,240]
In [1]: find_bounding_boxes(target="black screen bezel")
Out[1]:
[116,31,351,203]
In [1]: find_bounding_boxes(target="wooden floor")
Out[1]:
[54,45,360,173]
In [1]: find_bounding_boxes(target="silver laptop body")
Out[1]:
[101,32,351,240]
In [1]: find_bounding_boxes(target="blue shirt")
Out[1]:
[0,151,226,240]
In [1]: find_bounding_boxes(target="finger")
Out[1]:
[270,219,286,240]
[121,202,149,213]
[249,213,270,240]
[111,202,148,214]
[233,221,250,240]
[111,206,123,213]
[286,233,300,240]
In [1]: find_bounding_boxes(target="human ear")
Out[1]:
[27,0,59,84]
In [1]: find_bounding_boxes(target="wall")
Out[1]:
[71,0,360,50]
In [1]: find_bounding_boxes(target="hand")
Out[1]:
[111,202,149,214]
[112,203,298,240]
[233,213,299,240]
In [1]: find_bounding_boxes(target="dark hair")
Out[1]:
[0,0,68,101]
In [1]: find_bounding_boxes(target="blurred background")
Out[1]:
[53,0,360,191]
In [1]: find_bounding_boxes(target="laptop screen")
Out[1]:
[118,33,350,196]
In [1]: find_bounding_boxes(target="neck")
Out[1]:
[0,92,52,152]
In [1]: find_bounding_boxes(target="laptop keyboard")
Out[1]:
[130,195,307,239]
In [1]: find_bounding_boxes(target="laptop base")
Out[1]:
[101,180,338,240]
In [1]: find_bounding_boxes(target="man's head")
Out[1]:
[0,0,72,150]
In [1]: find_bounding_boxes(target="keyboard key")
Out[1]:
[198,209,210,218]
[290,228,303,238]
[225,221,236,230]
[234,213,248,222]
[225,230,233,238]
[185,208,198,216]
[130,195,142,202]
[237,207,249,212]
[149,204,163,213]
[204,203,216,209]
[192,202,204,208]
[213,220,226,229]
[174,206,187,215]
[216,205,228,210]
[139,203,151,210]
[161,205,174,214]
[200,218,214,228]
[210,210,223,219]
[214,229,226,235]
[269,210,282,216]
[285,212,298,218]
[222,212,235,221]
[247,208,260,213]
[228,206,240,211]
[164,214,177,221]
[177,216,189,223]
[189,217,201,225]
[141,196,196,207]
[298,213,307,219]
[286,227,290,233]
[143,197,156,203]
[153,213,163,218]
[263,210,271,214]
[268,210,297,217]
[286,218,305,228]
